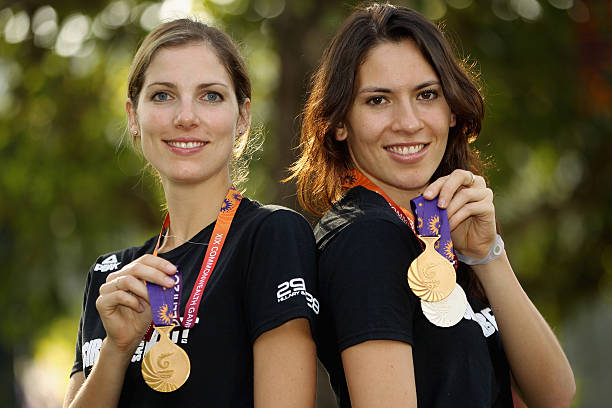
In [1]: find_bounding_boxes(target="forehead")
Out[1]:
[356,39,438,87]
[143,42,232,86]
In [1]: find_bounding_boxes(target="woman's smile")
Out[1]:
[164,139,209,155]
[384,143,429,163]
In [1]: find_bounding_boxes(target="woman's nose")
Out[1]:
[173,100,199,129]
[391,100,424,134]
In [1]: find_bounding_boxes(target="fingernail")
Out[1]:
[438,198,446,207]
[164,277,175,286]
[423,190,433,199]
[165,264,176,273]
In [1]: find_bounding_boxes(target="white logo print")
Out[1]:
[464,303,498,337]
[94,254,121,272]
[277,278,320,314]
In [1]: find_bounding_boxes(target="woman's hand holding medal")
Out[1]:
[423,169,497,262]
[96,255,177,355]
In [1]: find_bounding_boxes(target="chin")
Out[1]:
[393,178,428,192]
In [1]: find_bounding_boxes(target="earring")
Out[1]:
[132,129,138,135]
[238,130,244,135]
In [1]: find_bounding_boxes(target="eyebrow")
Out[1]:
[358,80,441,94]
[146,81,229,90]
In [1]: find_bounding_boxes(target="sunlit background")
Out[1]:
[0,0,610,407]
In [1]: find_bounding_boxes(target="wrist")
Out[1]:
[456,234,505,265]
[102,337,140,362]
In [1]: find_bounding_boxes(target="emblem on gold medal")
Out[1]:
[407,235,456,302]
[142,325,191,392]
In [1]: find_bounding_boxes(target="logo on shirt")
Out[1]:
[94,254,121,272]
[464,303,499,337]
[276,278,320,314]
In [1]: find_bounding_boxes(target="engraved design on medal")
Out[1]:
[421,284,468,327]
[407,235,456,302]
[142,325,191,392]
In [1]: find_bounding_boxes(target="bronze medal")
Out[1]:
[142,325,191,392]
[421,284,468,327]
[407,235,456,302]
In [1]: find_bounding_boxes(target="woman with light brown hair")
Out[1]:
[64,18,318,407]
[290,3,574,407]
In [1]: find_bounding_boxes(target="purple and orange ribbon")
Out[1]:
[146,186,242,331]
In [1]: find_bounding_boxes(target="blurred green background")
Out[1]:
[0,0,610,406]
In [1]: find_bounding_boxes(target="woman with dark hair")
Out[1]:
[64,18,318,407]
[290,3,574,407]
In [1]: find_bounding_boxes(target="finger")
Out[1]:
[422,175,449,200]
[107,260,176,288]
[100,275,149,301]
[436,170,481,208]
[96,289,146,314]
[108,254,176,279]
[135,254,177,274]
[448,200,495,232]
[445,186,492,219]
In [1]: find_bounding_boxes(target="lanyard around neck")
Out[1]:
[342,169,416,232]
[342,170,456,267]
[149,186,242,329]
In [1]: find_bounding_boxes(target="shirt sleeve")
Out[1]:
[245,209,318,343]
[319,218,420,352]
[70,266,94,377]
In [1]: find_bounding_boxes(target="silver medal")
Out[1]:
[420,284,468,327]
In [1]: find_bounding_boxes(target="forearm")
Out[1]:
[68,339,134,408]
[473,252,575,407]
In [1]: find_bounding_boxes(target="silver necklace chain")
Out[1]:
[162,233,210,248]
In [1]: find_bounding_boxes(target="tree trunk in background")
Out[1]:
[270,3,345,406]
[270,0,344,211]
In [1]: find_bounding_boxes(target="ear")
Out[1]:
[450,112,456,128]
[237,98,251,134]
[335,122,348,141]
[126,98,139,134]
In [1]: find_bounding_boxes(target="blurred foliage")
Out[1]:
[0,0,611,406]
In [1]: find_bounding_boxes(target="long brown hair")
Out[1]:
[127,18,255,186]
[288,3,485,217]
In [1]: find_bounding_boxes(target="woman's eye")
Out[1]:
[367,96,387,105]
[418,89,438,101]
[152,92,170,102]
[204,92,222,102]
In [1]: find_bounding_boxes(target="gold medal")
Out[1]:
[421,284,468,327]
[407,235,456,302]
[142,325,190,392]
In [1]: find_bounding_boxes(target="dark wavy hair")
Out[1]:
[288,2,489,300]
[288,2,485,216]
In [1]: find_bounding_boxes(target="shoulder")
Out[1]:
[238,197,313,236]
[315,186,408,251]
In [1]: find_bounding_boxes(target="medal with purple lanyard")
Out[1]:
[410,196,468,327]
[141,186,242,391]
[141,215,191,392]
[342,170,466,328]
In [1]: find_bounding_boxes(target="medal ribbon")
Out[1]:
[146,186,242,330]
[342,170,456,267]
[410,196,456,266]
[342,170,416,232]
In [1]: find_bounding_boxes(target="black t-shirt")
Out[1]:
[71,197,319,407]
[314,187,512,408]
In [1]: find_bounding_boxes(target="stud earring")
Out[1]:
[132,129,138,135]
